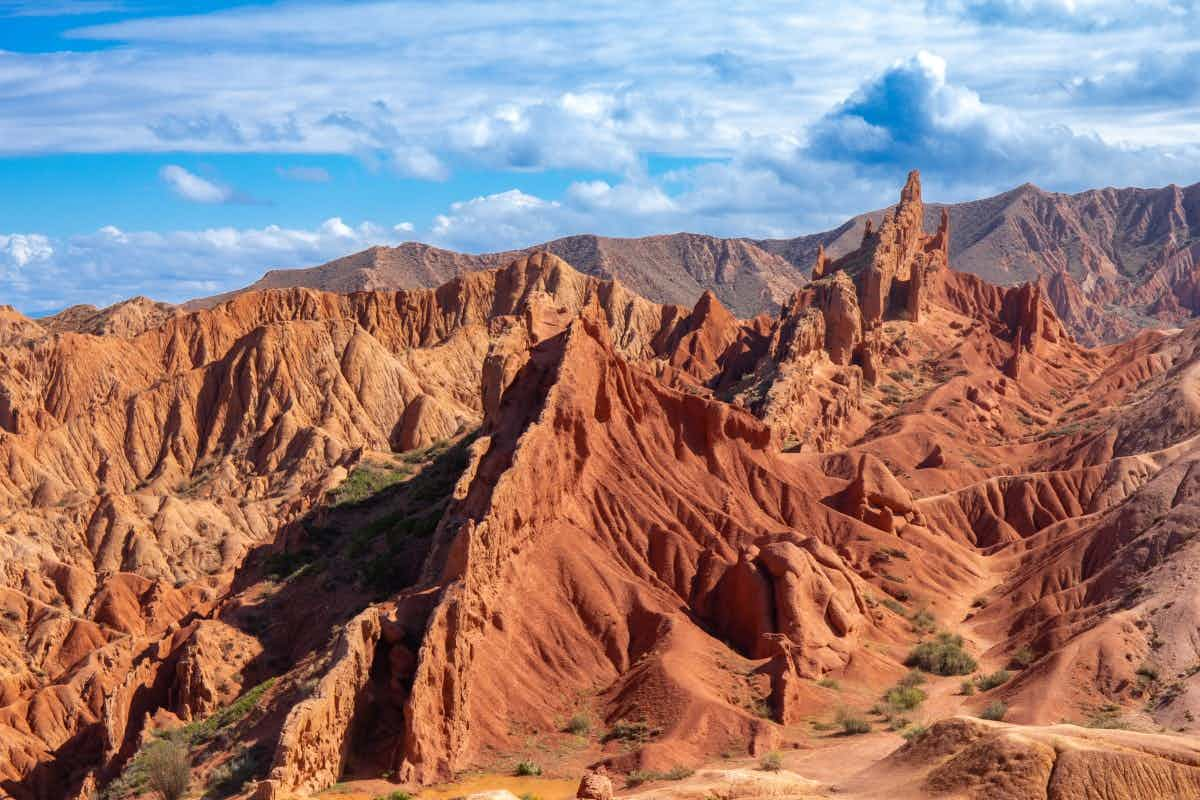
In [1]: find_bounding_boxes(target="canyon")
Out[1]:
[4,172,1200,800]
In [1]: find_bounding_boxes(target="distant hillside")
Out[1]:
[188,180,1200,344]
[186,233,802,319]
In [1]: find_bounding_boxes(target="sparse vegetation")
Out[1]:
[959,680,976,696]
[515,760,542,777]
[329,463,411,507]
[836,708,871,735]
[565,713,592,735]
[881,597,907,615]
[817,677,840,690]
[909,608,936,634]
[1010,646,1036,668]
[1084,704,1130,729]
[758,751,783,771]
[884,685,927,712]
[979,701,1008,721]
[205,746,266,799]
[263,548,321,581]
[399,439,452,465]
[626,766,695,786]
[142,739,191,800]
[974,670,1012,691]
[900,724,928,741]
[173,677,277,746]
[606,719,657,743]
[905,632,977,676]
[373,793,413,800]
[106,680,276,800]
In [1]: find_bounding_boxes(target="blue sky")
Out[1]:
[2,0,1199,312]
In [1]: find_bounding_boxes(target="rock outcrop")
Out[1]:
[10,173,1200,800]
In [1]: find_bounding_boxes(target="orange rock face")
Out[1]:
[7,172,1200,800]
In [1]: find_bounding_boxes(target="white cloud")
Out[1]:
[0,233,54,267]
[927,0,1196,31]
[0,219,407,313]
[159,164,234,204]
[0,0,1193,174]
[431,190,567,252]
[389,145,448,181]
[803,50,1200,194]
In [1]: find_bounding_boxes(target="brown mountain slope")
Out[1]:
[38,296,182,338]
[186,234,802,320]
[187,180,1200,348]
[759,180,1200,345]
[7,173,1200,800]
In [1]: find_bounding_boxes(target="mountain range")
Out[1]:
[176,179,1200,349]
[4,172,1200,800]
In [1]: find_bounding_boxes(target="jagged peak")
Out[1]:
[900,169,922,204]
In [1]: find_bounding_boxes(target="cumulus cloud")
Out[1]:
[0,233,54,267]
[159,164,235,204]
[803,50,1200,193]
[1,219,405,312]
[448,94,648,172]
[431,190,568,252]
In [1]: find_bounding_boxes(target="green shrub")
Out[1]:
[980,701,1008,721]
[905,633,977,676]
[565,713,592,735]
[898,669,926,688]
[1010,646,1036,668]
[624,766,693,787]
[975,670,1011,691]
[882,597,907,614]
[908,609,936,634]
[174,677,277,745]
[663,767,694,780]
[206,746,266,799]
[884,685,927,712]
[900,724,928,741]
[758,751,783,771]
[817,678,840,690]
[515,761,542,777]
[836,708,871,735]
[142,739,190,800]
[372,792,414,800]
[959,679,975,696]
[329,464,410,507]
[625,770,651,788]
[606,719,656,742]
[1084,705,1129,729]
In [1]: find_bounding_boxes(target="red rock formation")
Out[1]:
[10,174,1200,800]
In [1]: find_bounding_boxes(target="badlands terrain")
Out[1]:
[5,172,1200,799]
[189,178,1200,348]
